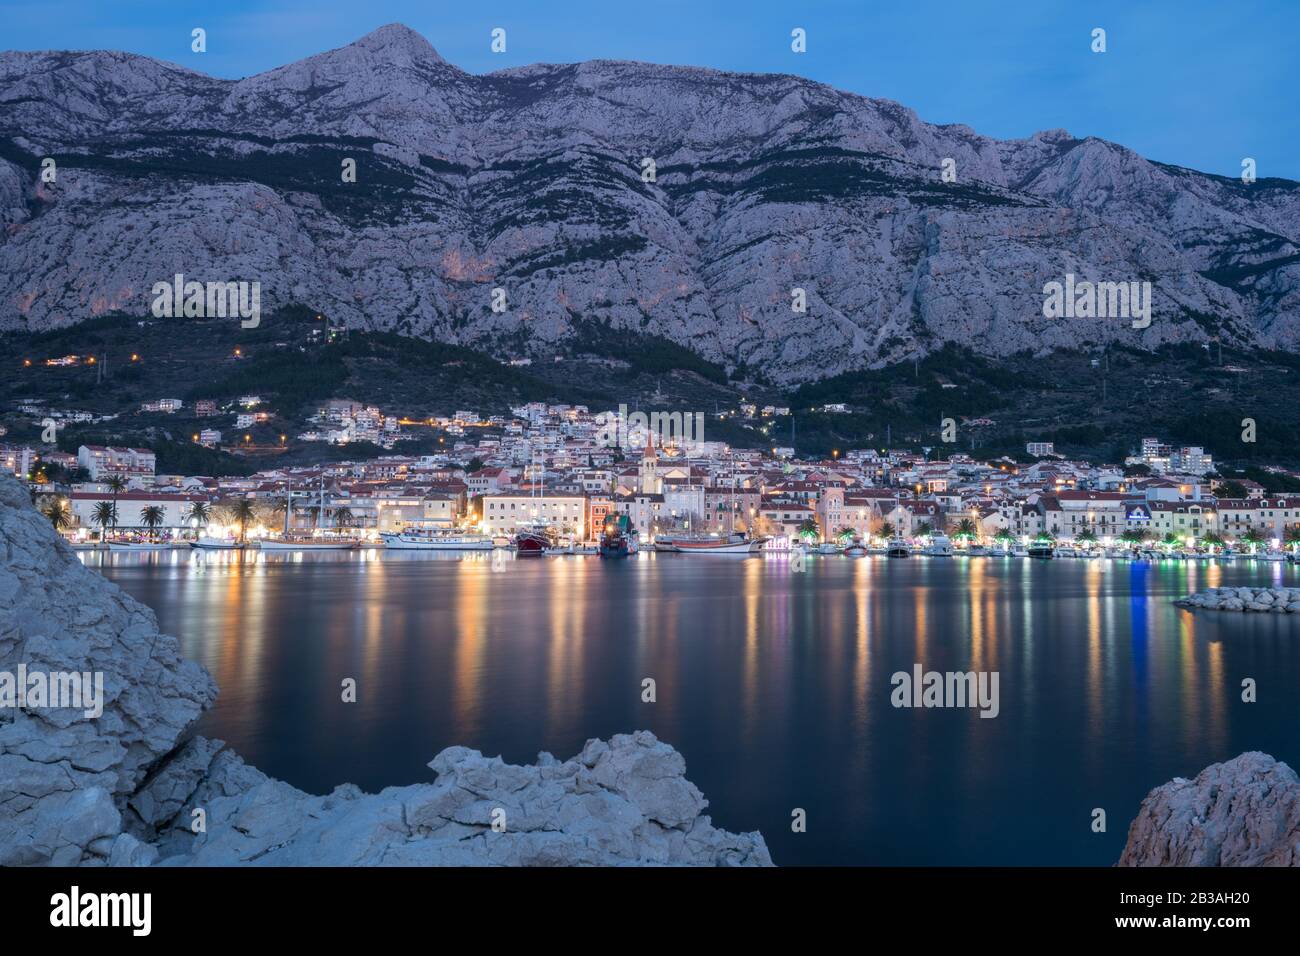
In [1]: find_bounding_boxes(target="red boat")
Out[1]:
[514,530,550,556]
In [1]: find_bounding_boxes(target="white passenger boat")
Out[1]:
[967,544,988,557]
[381,529,493,551]
[817,542,840,555]
[886,537,912,557]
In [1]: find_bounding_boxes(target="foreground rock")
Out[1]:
[1119,752,1300,866]
[0,476,770,866]
[1176,586,1300,613]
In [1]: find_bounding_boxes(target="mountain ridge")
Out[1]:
[2,23,1297,384]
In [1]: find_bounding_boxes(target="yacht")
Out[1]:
[924,534,954,557]
[381,529,493,551]
[844,541,867,557]
[886,537,912,557]
[967,543,988,557]
[817,542,841,555]
[989,544,1010,557]
[1011,545,1029,558]
[1027,541,1055,559]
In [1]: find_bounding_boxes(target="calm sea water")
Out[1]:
[81,549,1300,866]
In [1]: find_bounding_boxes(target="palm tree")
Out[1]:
[915,522,933,540]
[335,506,354,529]
[994,530,1014,548]
[1201,531,1224,554]
[1075,529,1098,549]
[1161,532,1181,552]
[1241,528,1265,555]
[953,518,978,543]
[91,501,117,540]
[227,499,257,543]
[187,501,211,533]
[877,521,896,543]
[43,499,72,533]
[139,505,165,541]
[797,518,820,543]
[106,473,127,519]
[1285,525,1300,555]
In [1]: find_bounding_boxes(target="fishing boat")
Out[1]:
[598,516,632,558]
[886,537,912,557]
[381,529,493,551]
[514,529,551,556]
[925,534,954,557]
[192,536,242,550]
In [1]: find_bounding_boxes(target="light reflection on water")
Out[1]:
[80,549,1300,866]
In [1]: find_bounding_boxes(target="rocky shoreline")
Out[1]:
[1119,752,1300,866]
[0,476,770,866]
[1176,586,1300,613]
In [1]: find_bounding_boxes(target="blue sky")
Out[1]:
[5,0,1298,178]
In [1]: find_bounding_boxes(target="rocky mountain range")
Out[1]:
[2,23,1298,385]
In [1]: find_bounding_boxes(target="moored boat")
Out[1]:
[380,529,493,551]
[1027,542,1055,559]
[925,534,954,557]
[514,530,550,556]
[107,540,170,552]
[886,537,912,557]
[844,542,867,557]
[259,534,359,551]
[192,536,242,550]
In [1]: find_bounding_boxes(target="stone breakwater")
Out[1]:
[0,476,771,866]
[1176,587,1300,613]
[1119,752,1300,866]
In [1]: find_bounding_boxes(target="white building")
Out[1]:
[480,493,585,537]
[77,445,156,481]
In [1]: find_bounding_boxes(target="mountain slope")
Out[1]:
[1,23,1297,384]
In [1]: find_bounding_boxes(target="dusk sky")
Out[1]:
[4,0,1298,179]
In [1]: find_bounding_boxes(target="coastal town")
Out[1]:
[5,400,1299,559]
